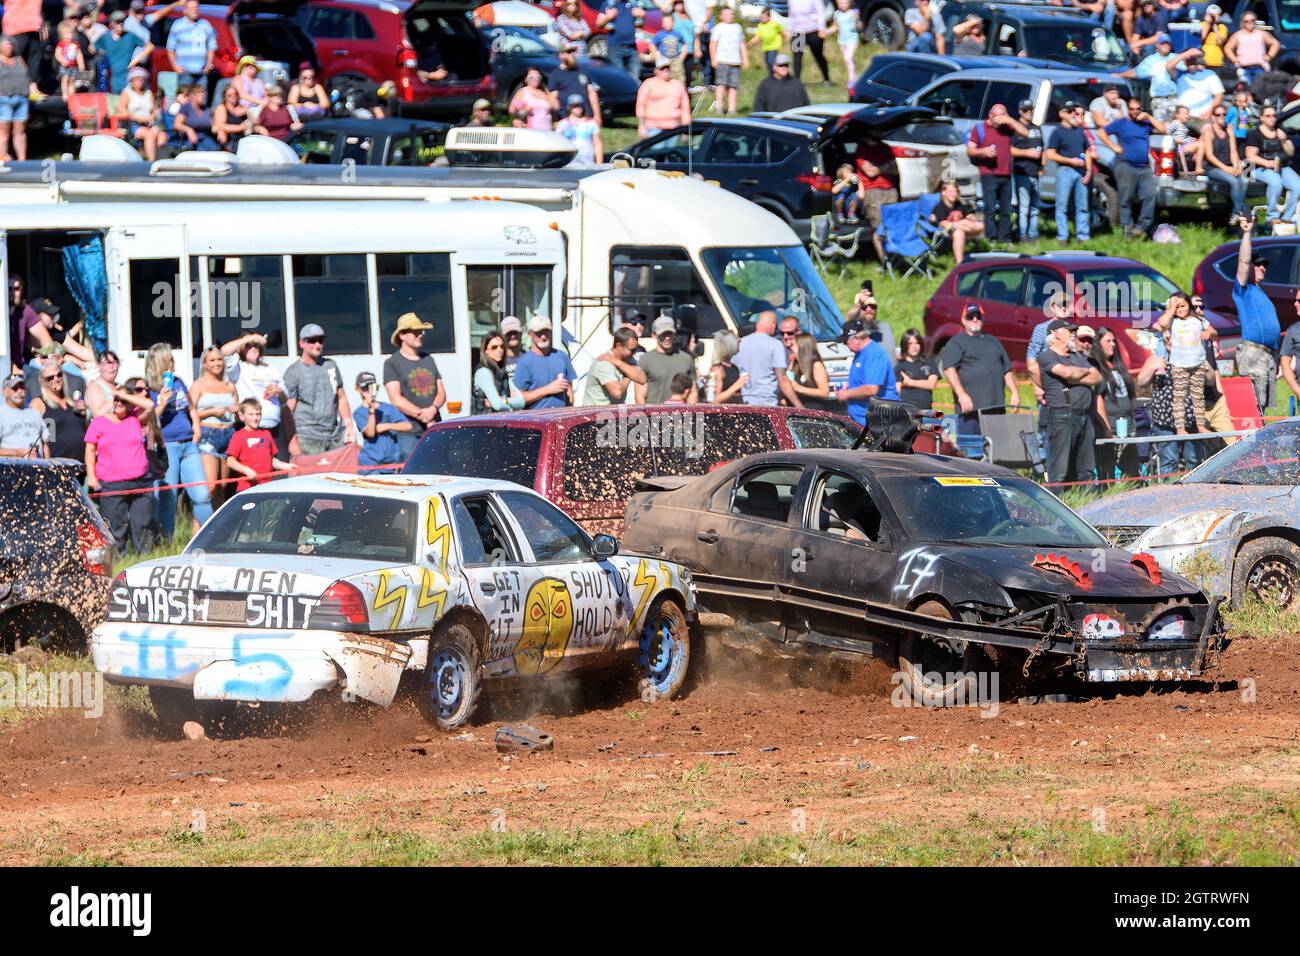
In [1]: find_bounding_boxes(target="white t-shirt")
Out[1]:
[711,21,744,65]
[1088,96,1124,130]
[683,0,714,28]
[1177,70,1224,117]
[226,356,284,428]
[123,87,154,120]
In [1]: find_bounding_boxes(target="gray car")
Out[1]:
[1080,420,1300,610]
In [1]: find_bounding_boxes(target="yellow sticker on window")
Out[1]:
[932,476,1000,486]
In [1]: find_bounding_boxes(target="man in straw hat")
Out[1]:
[383,312,446,457]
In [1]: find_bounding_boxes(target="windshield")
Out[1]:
[700,246,844,341]
[189,493,419,562]
[1068,267,1181,318]
[1279,2,1300,28]
[883,475,1107,548]
[1023,25,1128,67]
[1186,421,1300,486]
[485,25,557,56]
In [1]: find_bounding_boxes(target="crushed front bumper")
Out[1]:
[90,623,414,707]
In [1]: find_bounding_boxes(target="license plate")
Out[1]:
[206,597,247,624]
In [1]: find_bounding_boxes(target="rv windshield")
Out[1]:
[700,246,843,341]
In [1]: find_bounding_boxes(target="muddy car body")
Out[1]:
[623,447,1226,693]
[91,473,695,731]
[401,404,860,536]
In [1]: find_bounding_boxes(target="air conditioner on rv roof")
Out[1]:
[444,127,576,169]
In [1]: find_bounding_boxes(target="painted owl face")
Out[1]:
[513,578,574,675]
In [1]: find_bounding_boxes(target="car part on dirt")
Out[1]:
[148,687,236,740]
[638,596,691,703]
[422,622,485,731]
[495,723,555,752]
[1232,536,1300,612]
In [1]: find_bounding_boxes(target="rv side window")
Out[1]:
[206,255,288,353]
[378,253,453,354]
[292,254,369,354]
[465,266,552,349]
[609,247,724,339]
[129,258,182,350]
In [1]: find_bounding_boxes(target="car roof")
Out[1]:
[957,252,1148,270]
[247,472,527,499]
[682,116,818,139]
[425,404,853,429]
[921,67,1121,83]
[728,448,1015,481]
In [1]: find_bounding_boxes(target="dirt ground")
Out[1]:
[2,631,1299,865]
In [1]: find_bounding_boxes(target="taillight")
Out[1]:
[398,36,418,69]
[1150,145,1175,177]
[317,580,370,628]
[1192,271,1204,295]
[796,173,833,192]
[891,145,924,158]
[217,44,239,66]
[78,521,112,576]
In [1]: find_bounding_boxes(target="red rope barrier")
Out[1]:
[88,460,401,498]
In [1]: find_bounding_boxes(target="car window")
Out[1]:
[978,268,1024,305]
[768,139,797,163]
[653,412,782,476]
[916,79,985,120]
[452,495,519,565]
[983,81,1032,116]
[292,254,370,354]
[894,121,963,146]
[727,466,805,524]
[560,422,656,502]
[994,24,1019,56]
[306,7,353,38]
[864,62,943,96]
[497,490,591,564]
[291,128,337,164]
[789,415,858,449]
[705,129,768,165]
[1213,246,1299,285]
[403,426,542,487]
[638,129,705,164]
[808,472,883,543]
[955,269,981,296]
[609,246,723,336]
[389,131,444,166]
[1023,270,1062,310]
[1049,81,1132,119]
[352,10,375,40]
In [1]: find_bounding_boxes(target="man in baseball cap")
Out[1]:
[352,370,408,473]
[514,316,576,409]
[939,301,1019,435]
[752,49,809,115]
[1038,316,1100,484]
[383,312,445,456]
[834,317,898,427]
[637,315,695,404]
[468,98,494,126]
[0,373,47,458]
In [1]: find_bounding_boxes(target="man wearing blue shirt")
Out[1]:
[352,371,410,473]
[1097,99,1167,239]
[835,317,898,427]
[1125,36,1194,121]
[166,0,217,88]
[1232,219,1282,414]
[598,0,644,78]
[513,315,576,409]
[734,310,801,407]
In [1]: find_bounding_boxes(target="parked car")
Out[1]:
[482,23,638,119]
[622,440,1227,698]
[0,460,114,653]
[849,50,1074,106]
[294,0,495,116]
[287,116,449,163]
[923,251,1242,372]
[624,106,953,239]
[92,473,696,734]
[474,0,559,38]
[146,1,318,88]
[1193,235,1300,325]
[401,404,862,536]
[935,1,1129,69]
[906,67,1234,228]
[1081,419,1300,610]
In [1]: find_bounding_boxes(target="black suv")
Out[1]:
[624,107,948,239]
[0,460,114,652]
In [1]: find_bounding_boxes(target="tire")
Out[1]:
[637,595,691,702]
[1090,176,1119,232]
[421,622,484,730]
[896,600,987,707]
[0,604,83,655]
[1232,536,1300,612]
[864,7,906,49]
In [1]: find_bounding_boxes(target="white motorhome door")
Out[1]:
[105,224,194,379]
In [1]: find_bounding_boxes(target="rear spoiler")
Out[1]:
[633,475,697,494]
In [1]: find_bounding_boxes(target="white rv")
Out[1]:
[0,197,565,415]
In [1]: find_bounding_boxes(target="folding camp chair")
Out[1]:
[876,194,944,279]
[977,404,1037,469]
[65,93,126,139]
[808,214,864,279]
[941,412,987,460]
[1020,429,1048,480]
[1219,375,1264,430]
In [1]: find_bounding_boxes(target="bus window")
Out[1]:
[609,246,724,338]
[377,253,453,353]
[206,255,288,353]
[292,254,369,354]
[464,265,552,349]
[129,258,182,350]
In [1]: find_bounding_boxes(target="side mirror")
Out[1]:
[591,534,619,559]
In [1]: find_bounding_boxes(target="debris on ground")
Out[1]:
[495,724,554,753]
[182,722,206,741]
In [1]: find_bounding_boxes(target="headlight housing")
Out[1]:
[1139,509,1238,549]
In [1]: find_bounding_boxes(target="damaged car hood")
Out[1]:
[928,545,1200,598]
[1079,482,1299,529]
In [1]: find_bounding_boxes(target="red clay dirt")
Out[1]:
[1,633,1298,862]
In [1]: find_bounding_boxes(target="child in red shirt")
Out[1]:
[225,399,294,492]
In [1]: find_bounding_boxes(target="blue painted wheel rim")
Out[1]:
[430,648,467,720]
[639,613,684,695]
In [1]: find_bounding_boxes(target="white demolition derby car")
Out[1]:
[91,474,696,731]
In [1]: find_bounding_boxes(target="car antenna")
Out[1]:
[851,398,942,453]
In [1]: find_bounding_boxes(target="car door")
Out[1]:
[973,266,1027,347]
[299,5,351,86]
[494,488,633,673]
[698,127,771,200]
[633,126,710,172]
[781,468,898,641]
[912,78,985,138]
[1016,269,1062,361]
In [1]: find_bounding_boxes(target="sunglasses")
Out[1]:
[533,329,552,337]
[302,336,324,344]
[42,373,62,382]
[1077,336,1094,343]
[5,382,25,390]
[132,386,148,393]
[964,313,984,320]
[780,330,798,338]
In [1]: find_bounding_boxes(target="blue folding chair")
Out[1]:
[876,192,944,279]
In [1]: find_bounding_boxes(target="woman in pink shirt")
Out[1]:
[508,68,558,130]
[1226,13,1280,84]
[85,378,158,552]
[635,59,690,139]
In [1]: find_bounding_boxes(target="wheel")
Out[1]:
[1090,176,1119,232]
[1232,536,1300,611]
[421,622,484,730]
[0,604,83,655]
[896,600,986,707]
[864,6,906,49]
[637,596,691,702]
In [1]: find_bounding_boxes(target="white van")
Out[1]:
[0,150,854,391]
[0,197,565,415]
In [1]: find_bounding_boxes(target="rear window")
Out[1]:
[1050,82,1133,119]
[403,426,542,488]
[788,415,857,449]
[894,121,962,146]
[1212,247,1298,286]
[0,467,81,559]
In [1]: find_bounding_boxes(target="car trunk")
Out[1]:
[227,0,317,75]
[404,0,491,85]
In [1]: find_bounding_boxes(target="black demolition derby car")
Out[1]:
[621,402,1228,700]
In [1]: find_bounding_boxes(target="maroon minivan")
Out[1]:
[400,405,860,535]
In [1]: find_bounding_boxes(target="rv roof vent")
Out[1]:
[149,152,235,177]
[445,127,575,169]
[79,135,147,163]
[235,135,300,166]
